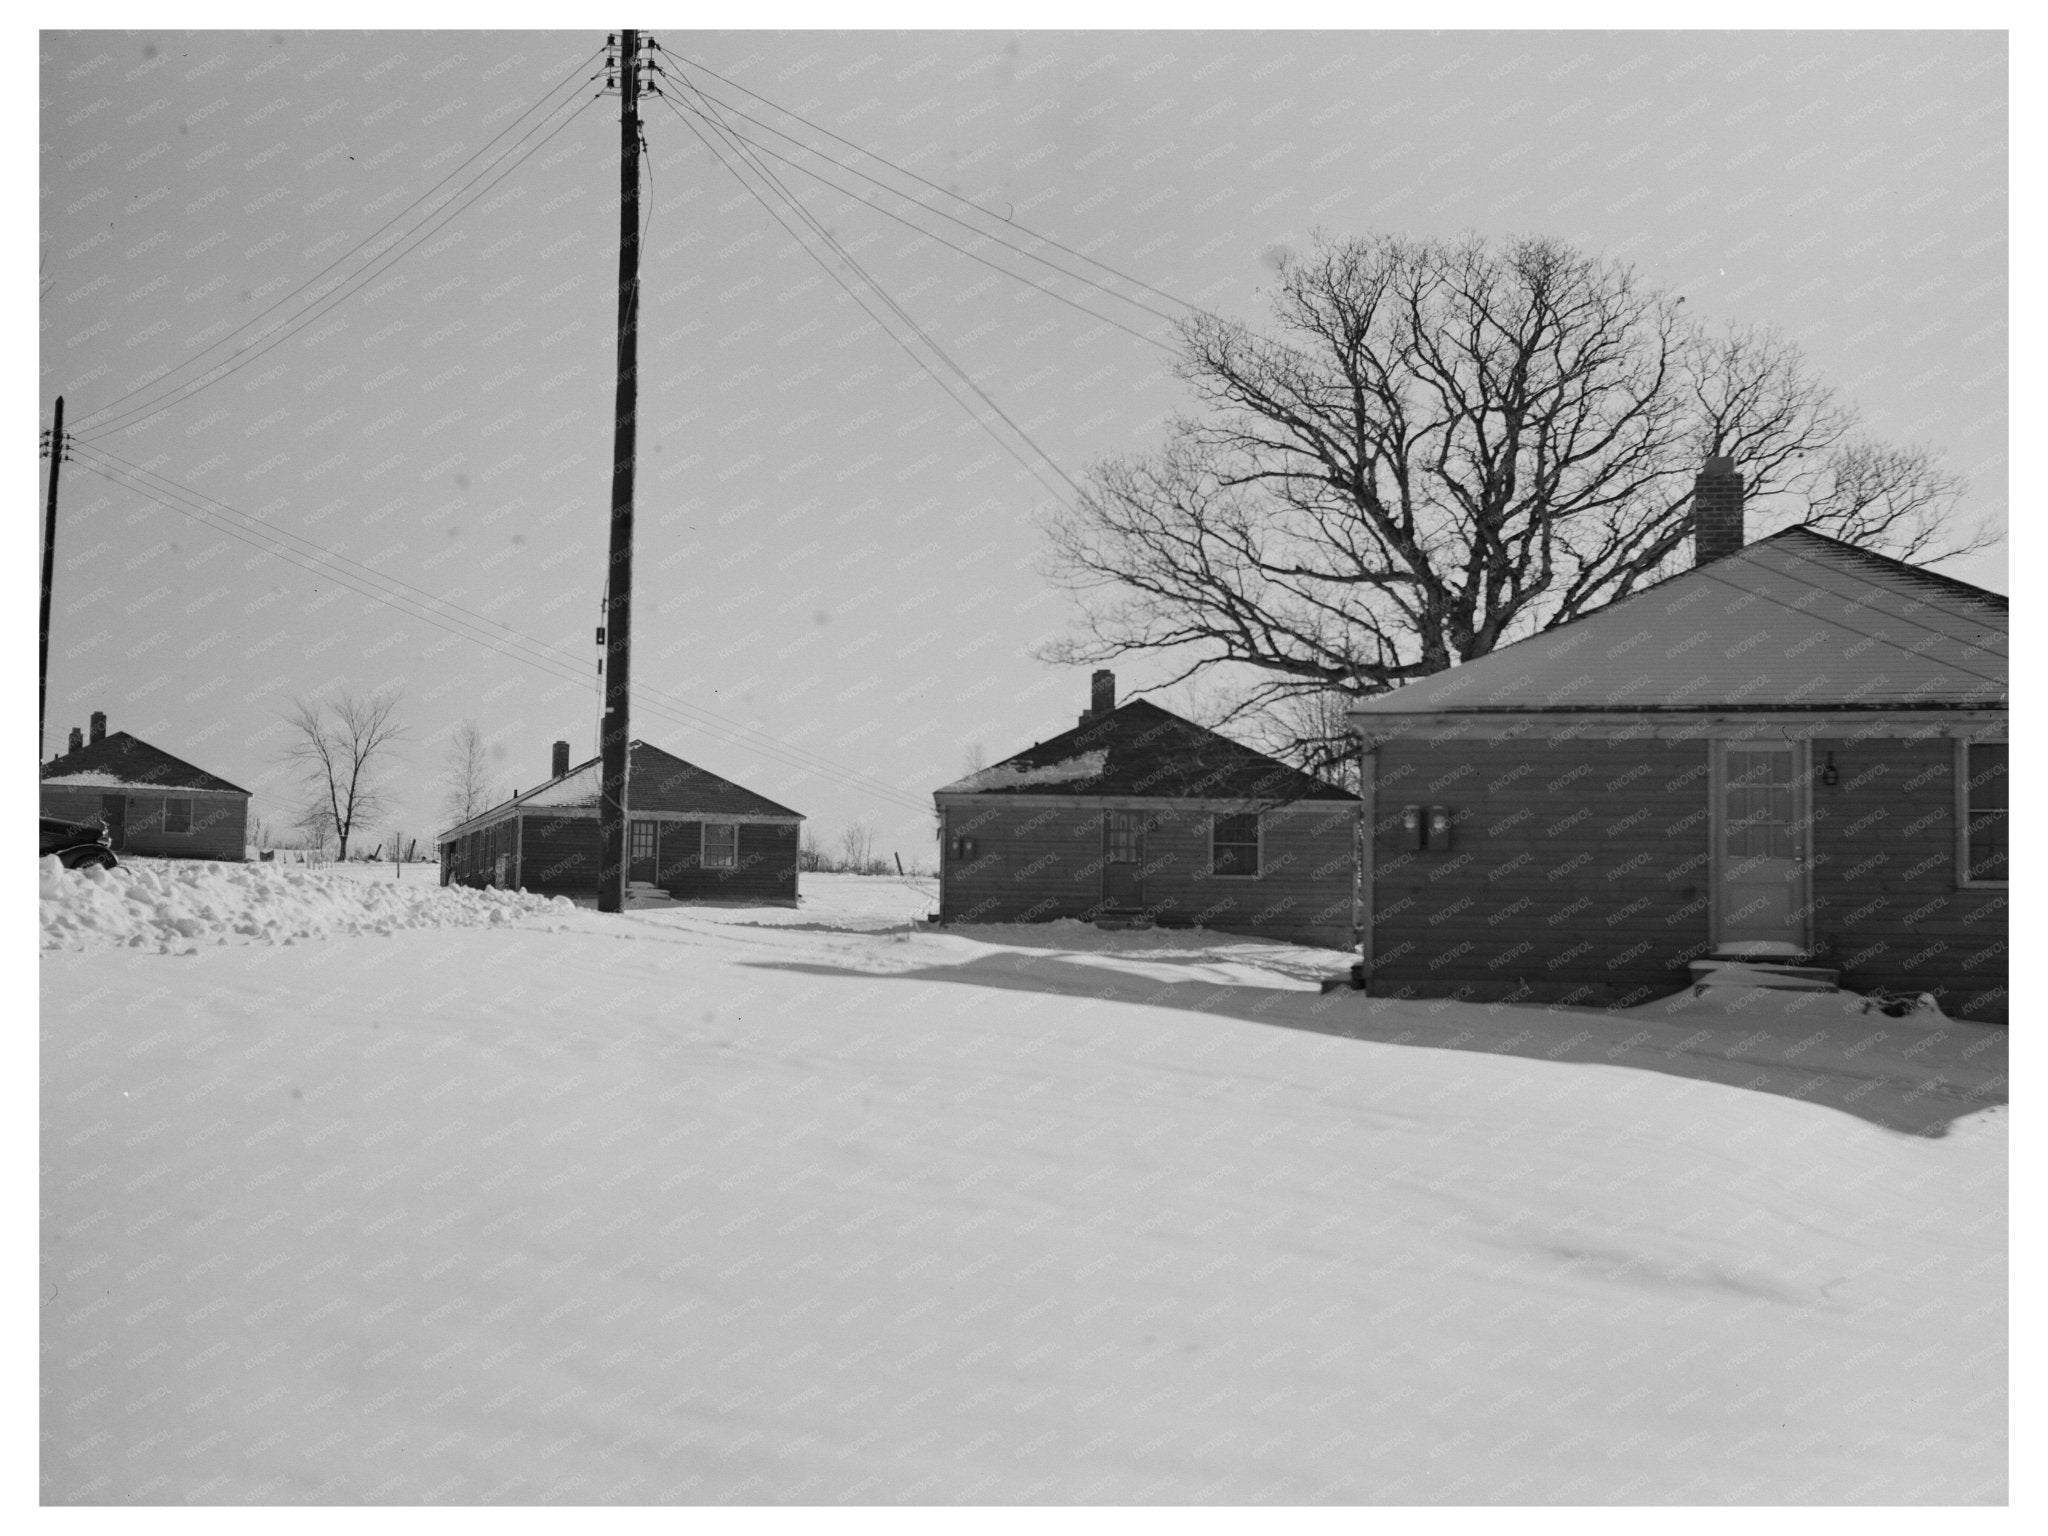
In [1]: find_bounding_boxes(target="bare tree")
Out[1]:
[282,688,406,862]
[443,720,497,825]
[1042,232,1988,777]
[839,821,875,874]
[798,829,827,874]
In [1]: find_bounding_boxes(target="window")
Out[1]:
[703,822,738,869]
[1212,812,1260,876]
[1961,741,2007,885]
[1105,811,1142,863]
[630,820,657,862]
[163,798,192,835]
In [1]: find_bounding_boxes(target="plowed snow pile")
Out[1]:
[38,856,561,953]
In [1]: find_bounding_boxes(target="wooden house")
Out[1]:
[439,738,803,904]
[40,711,250,861]
[1347,459,2008,1021]
[933,673,1360,947]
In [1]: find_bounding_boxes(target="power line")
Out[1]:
[671,49,1217,325]
[71,48,605,438]
[668,97,1176,353]
[672,79,1186,331]
[76,91,603,444]
[658,86,1089,509]
[68,447,940,818]
[75,453,939,820]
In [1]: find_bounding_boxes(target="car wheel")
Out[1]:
[58,847,118,871]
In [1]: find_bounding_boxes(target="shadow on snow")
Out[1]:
[744,946,2005,1139]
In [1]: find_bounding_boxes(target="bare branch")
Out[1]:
[1039,231,1981,766]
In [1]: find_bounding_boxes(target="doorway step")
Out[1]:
[1688,941,1840,993]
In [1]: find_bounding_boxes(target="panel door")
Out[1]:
[629,819,659,884]
[1102,811,1145,908]
[1714,742,1806,950]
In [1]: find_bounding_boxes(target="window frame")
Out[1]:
[1955,737,2008,889]
[702,820,738,870]
[1210,811,1263,879]
[162,797,192,835]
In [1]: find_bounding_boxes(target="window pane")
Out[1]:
[1212,813,1259,875]
[1968,743,2008,811]
[164,799,191,834]
[1106,812,1140,862]
[704,823,737,869]
[1213,844,1255,877]
[1215,813,1258,844]
[631,821,656,859]
[1968,810,2008,884]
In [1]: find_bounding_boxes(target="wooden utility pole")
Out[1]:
[598,31,642,914]
[38,396,64,762]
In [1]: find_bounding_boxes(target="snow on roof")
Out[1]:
[1351,527,2007,720]
[937,750,1108,794]
[519,761,601,807]
[936,699,1355,802]
[440,740,805,841]
[40,730,250,795]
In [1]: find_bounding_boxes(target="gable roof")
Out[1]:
[936,698,1356,803]
[1351,527,2006,720]
[441,740,803,840]
[40,730,250,795]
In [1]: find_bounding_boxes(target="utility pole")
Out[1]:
[597,31,642,914]
[39,396,64,762]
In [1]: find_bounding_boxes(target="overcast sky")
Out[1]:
[37,26,2007,858]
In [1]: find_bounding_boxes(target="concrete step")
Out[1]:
[1688,959,1841,992]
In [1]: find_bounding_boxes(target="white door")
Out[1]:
[1713,741,1807,951]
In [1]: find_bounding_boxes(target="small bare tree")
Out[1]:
[839,821,875,873]
[798,829,827,873]
[443,720,497,824]
[282,688,406,862]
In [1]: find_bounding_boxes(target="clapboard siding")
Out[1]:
[654,820,800,903]
[438,739,803,903]
[41,784,247,862]
[940,800,1357,948]
[442,814,525,889]
[1810,736,2006,1022]
[448,814,800,904]
[1365,731,2008,1021]
[1366,738,1712,1007]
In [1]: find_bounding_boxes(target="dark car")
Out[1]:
[41,816,118,870]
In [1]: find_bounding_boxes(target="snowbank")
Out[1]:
[38,855,563,954]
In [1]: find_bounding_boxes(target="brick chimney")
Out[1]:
[1693,456,1745,567]
[68,727,83,753]
[1079,669,1116,727]
[89,711,107,745]
[551,740,571,779]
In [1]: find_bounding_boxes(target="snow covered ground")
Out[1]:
[41,867,2005,1504]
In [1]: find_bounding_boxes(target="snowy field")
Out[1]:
[41,865,2005,1504]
